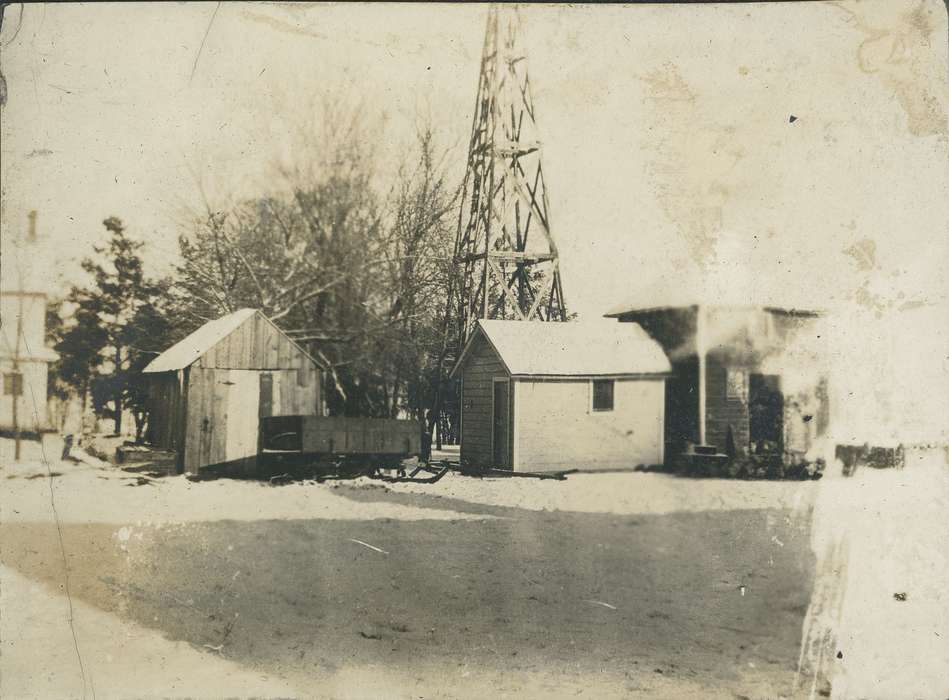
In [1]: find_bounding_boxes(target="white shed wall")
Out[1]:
[513,378,664,471]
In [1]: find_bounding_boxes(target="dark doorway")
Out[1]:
[492,380,510,468]
[749,373,783,454]
[259,373,273,418]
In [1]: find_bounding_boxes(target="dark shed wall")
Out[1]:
[146,371,186,451]
[460,333,511,467]
[617,307,825,457]
[666,357,700,447]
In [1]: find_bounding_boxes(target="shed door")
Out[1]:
[493,379,510,468]
[225,371,261,462]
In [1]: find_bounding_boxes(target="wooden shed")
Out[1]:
[451,320,671,472]
[144,309,323,473]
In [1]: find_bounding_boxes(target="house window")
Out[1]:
[3,372,23,396]
[726,369,747,401]
[592,379,614,412]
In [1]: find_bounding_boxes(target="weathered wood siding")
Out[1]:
[705,352,752,455]
[178,312,322,472]
[195,312,322,409]
[184,367,226,471]
[300,416,420,456]
[514,378,665,471]
[182,366,322,472]
[277,368,320,415]
[459,333,512,467]
[146,371,186,452]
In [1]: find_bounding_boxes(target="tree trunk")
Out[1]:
[114,346,123,434]
[80,383,91,435]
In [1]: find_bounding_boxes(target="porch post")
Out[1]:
[697,304,707,445]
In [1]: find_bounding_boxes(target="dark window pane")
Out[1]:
[592,379,614,411]
[4,373,23,396]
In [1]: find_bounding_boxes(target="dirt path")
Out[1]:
[2,500,813,698]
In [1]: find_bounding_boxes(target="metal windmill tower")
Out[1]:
[428,6,567,447]
[450,5,567,347]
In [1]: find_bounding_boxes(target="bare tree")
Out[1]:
[171,103,459,420]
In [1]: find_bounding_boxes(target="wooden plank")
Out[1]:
[235,320,248,369]
[247,316,259,368]
[200,369,214,469]
[183,372,200,471]
[185,367,204,473]
[272,370,285,415]
[284,372,296,415]
[224,370,260,461]
[202,369,215,468]
[264,322,280,368]
[209,369,228,466]
[184,368,206,470]
[231,324,245,368]
[245,319,256,368]
[297,363,308,388]
[204,340,217,368]
[253,315,267,368]
[259,372,273,417]
[276,332,290,370]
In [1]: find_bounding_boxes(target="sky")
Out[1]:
[1,1,947,438]
[2,2,947,313]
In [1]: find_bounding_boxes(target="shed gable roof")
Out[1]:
[143,308,321,373]
[452,320,671,378]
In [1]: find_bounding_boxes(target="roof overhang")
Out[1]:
[510,372,672,380]
[605,304,823,319]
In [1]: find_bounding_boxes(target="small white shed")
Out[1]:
[451,320,671,471]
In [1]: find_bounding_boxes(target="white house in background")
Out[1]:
[0,291,59,434]
[451,319,671,472]
[1,211,59,435]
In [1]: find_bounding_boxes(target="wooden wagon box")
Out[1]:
[260,415,421,459]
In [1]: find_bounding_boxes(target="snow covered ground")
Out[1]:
[1,453,493,526]
[0,564,300,699]
[2,438,946,699]
[372,468,817,516]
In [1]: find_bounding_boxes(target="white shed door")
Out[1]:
[225,370,260,461]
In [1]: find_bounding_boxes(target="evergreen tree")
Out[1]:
[56,217,168,436]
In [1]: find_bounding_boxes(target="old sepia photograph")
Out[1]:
[1,2,947,698]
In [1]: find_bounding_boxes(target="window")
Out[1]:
[4,372,23,396]
[726,368,747,400]
[592,379,614,412]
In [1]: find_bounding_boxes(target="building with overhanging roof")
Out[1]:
[605,300,828,463]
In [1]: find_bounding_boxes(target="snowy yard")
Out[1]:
[2,441,946,699]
